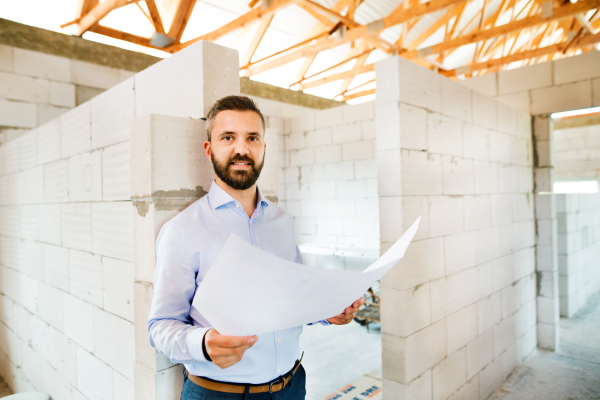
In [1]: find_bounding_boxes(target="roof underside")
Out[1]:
[59,0,600,103]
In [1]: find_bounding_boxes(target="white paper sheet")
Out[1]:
[192,217,420,336]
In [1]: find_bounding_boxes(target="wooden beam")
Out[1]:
[338,78,375,97]
[169,0,295,51]
[76,0,99,18]
[146,0,165,34]
[342,88,375,101]
[443,31,600,76]
[298,63,374,90]
[407,7,454,50]
[241,14,275,68]
[336,50,370,94]
[291,46,371,87]
[297,2,336,27]
[89,25,157,48]
[402,0,600,59]
[244,0,470,77]
[75,0,127,36]
[168,0,196,42]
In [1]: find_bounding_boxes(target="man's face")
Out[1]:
[204,110,266,191]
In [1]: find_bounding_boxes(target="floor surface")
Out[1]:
[300,321,382,400]
[489,292,600,400]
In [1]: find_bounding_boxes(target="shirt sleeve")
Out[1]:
[147,223,211,364]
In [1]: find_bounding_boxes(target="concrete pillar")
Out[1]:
[533,115,560,351]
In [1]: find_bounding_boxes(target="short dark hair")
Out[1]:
[205,95,265,141]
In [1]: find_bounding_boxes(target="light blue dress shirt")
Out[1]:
[148,181,328,384]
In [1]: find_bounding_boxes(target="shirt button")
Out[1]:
[249,220,253,224]
[277,338,281,343]
[236,204,240,208]
[277,369,281,373]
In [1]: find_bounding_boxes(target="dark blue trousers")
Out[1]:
[180,365,307,400]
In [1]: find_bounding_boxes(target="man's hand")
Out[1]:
[326,298,365,325]
[204,328,258,369]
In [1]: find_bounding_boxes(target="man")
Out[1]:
[147,95,364,400]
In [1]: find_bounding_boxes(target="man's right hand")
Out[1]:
[204,328,258,369]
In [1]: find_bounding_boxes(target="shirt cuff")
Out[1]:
[307,319,331,326]
[187,327,212,362]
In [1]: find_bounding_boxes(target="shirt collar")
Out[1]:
[208,180,269,211]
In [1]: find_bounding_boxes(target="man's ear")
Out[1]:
[203,141,212,161]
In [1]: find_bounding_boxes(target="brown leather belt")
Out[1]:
[187,359,302,394]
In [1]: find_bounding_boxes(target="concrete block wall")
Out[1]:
[0,40,252,400]
[556,193,600,317]
[277,102,379,271]
[376,56,537,400]
[554,124,600,180]
[0,44,135,133]
[459,51,600,115]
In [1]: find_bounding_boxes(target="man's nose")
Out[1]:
[233,137,249,155]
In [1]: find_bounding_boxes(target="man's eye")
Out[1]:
[249,137,259,142]
[223,136,232,141]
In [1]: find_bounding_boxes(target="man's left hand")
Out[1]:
[327,298,365,325]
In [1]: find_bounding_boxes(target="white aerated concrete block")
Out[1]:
[37,119,60,165]
[0,71,50,103]
[68,150,102,202]
[494,315,516,358]
[305,128,332,148]
[19,130,37,170]
[39,204,61,245]
[77,346,113,400]
[431,273,466,322]
[94,307,134,380]
[0,44,13,72]
[498,62,552,95]
[91,78,134,150]
[444,231,477,274]
[432,348,467,400]
[50,81,76,108]
[43,244,69,291]
[458,73,497,97]
[39,104,68,125]
[0,98,37,128]
[102,141,131,201]
[39,282,63,331]
[441,78,472,122]
[428,113,463,157]
[479,357,504,400]
[92,202,134,261]
[343,101,374,124]
[381,284,431,337]
[103,257,134,322]
[333,122,362,144]
[315,106,343,129]
[464,195,492,231]
[383,320,446,384]
[531,81,592,115]
[554,51,600,85]
[446,304,478,354]
[497,103,518,135]
[466,328,494,378]
[136,41,239,119]
[463,123,489,160]
[61,203,92,252]
[402,196,429,240]
[382,370,432,400]
[376,102,401,151]
[69,249,103,307]
[286,133,305,150]
[72,60,120,90]
[343,140,373,161]
[314,145,339,164]
[400,150,442,196]
[114,371,134,400]
[496,92,531,114]
[63,292,94,351]
[472,92,497,130]
[383,237,445,290]
[14,48,71,82]
[442,156,474,195]
[429,196,463,237]
[60,102,91,158]
[45,326,77,386]
[594,79,600,106]
[22,166,43,204]
[478,292,502,334]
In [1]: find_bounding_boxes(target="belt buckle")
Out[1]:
[268,378,284,393]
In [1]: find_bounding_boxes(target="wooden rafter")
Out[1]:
[146,0,165,34]
[401,0,600,59]
[168,0,196,42]
[444,30,600,76]
[342,88,375,101]
[90,24,154,48]
[336,50,371,94]
[75,0,127,36]
[244,0,472,77]
[241,14,275,68]
[338,78,375,97]
[169,0,295,51]
[298,63,374,91]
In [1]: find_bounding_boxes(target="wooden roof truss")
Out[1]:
[63,0,600,101]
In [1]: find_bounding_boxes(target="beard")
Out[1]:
[211,150,265,191]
